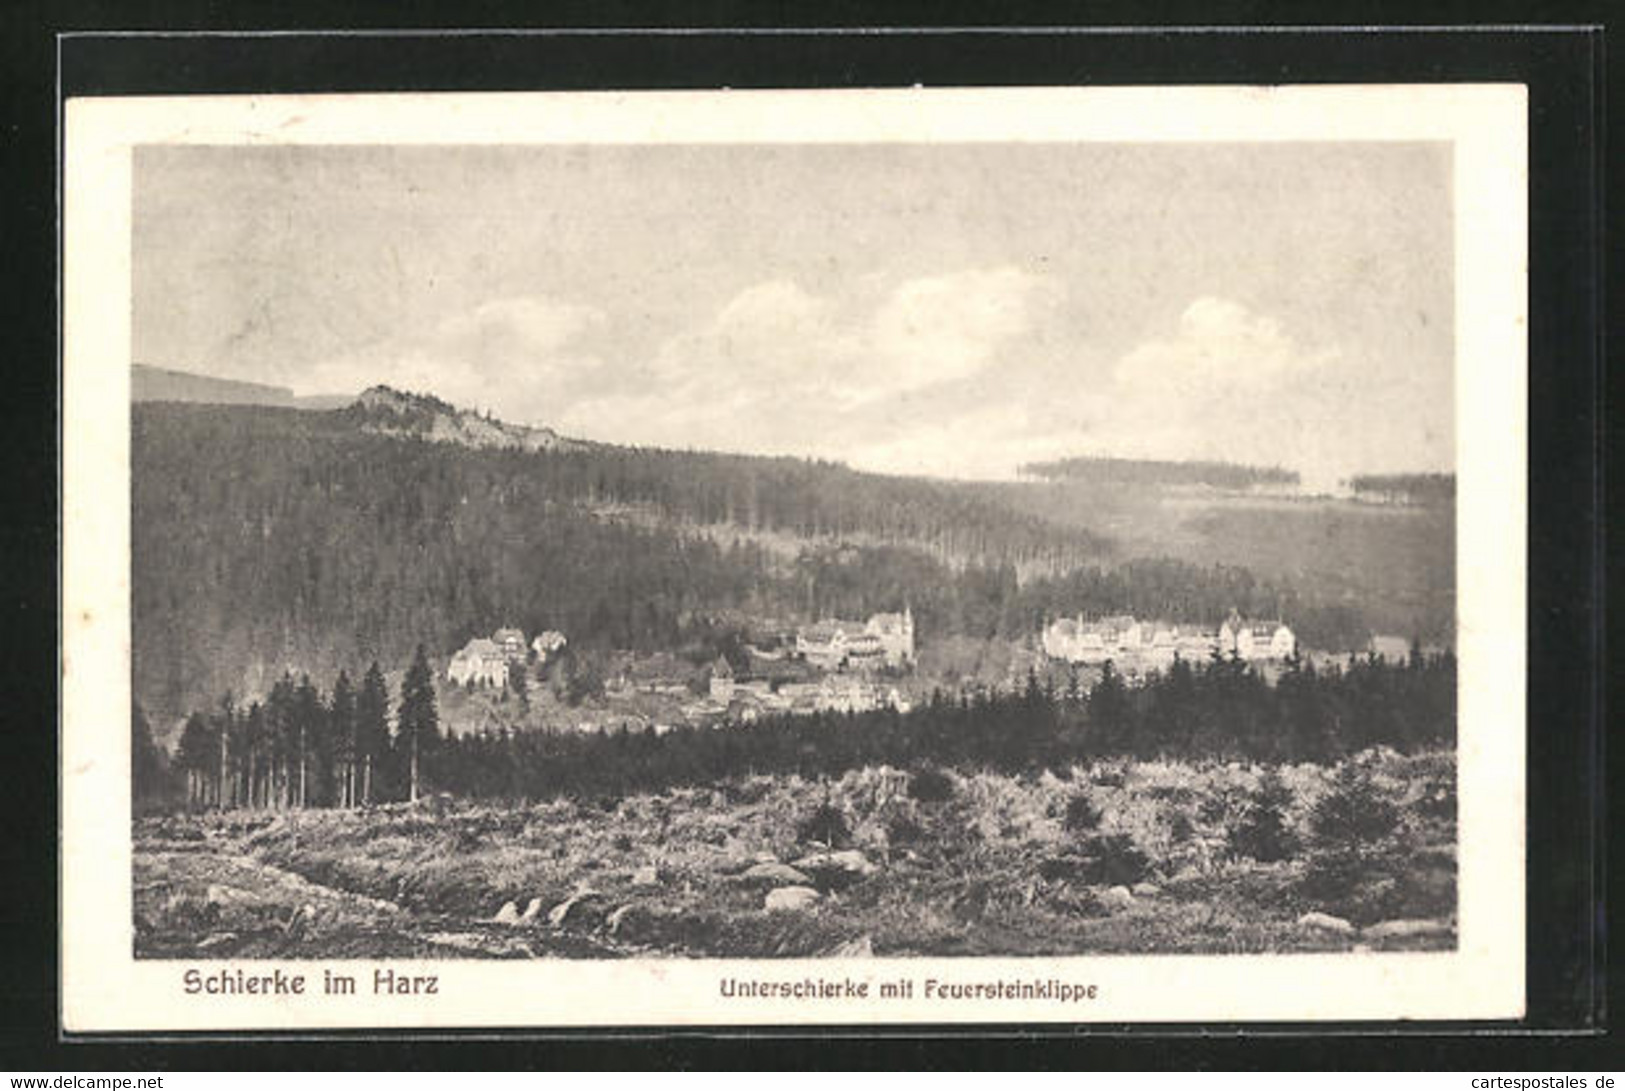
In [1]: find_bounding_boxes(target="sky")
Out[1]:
[133,141,1454,488]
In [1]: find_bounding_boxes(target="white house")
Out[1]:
[708,656,735,701]
[1218,612,1296,660]
[1044,614,1227,666]
[448,638,509,687]
[1042,614,1143,664]
[796,619,883,671]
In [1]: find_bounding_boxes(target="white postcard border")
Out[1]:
[62,85,1527,1031]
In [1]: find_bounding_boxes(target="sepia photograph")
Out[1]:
[61,85,1527,1028]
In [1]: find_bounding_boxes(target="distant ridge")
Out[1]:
[133,364,352,411]
[133,364,295,406]
[339,385,588,452]
[1018,455,1300,490]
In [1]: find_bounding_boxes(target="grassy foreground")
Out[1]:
[134,748,1455,959]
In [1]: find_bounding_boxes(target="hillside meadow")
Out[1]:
[134,747,1455,960]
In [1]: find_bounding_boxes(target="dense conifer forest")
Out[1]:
[1018,456,1301,489]
[132,401,1434,728]
[137,646,1454,811]
[1348,472,1456,505]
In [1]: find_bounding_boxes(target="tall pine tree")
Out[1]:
[397,645,440,803]
[330,670,356,807]
[356,662,390,805]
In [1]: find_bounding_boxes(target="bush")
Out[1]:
[1083,832,1152,886]
[1062,793,1102,833]
[908,766,956,803]
[1039,833,1151,887]
[1409,769,1457,823]
[796,800,852,848]
[885,811,926,847]
[1299,759,1407,917]
[1229,771,1299,863]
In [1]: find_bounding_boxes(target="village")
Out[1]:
[436,607,1304,739]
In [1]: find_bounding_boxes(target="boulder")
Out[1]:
[631,864,661,888]
[205,884,254,908]
[492,900,521,925]
[1297,911,1356,935]
[1364,918,1453,941]
[1099,885,1136,911]
[548,890,606,928]
[1131,881,1161,898]
[605,904,636,936]
[737,862,813,887]
[764,885,821,912]
[792,850,877,892]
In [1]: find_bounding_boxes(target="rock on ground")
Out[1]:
[1298,911,1356,935]
[605,904,636,935]
[1099,885,1136,911]
[737,862,813,887]
[516,897,543,925]
[548,890,606,928]
[1131,882,1161,898]
[492,900,520,925]
[764,885,821,912]
[792,850,877,877]
[1364,918,1453,940]
[631,865,660,888]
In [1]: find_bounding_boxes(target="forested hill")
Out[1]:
[133,396,1445,731]
[1348,473,1456,506]
[132,400,1113,724]
[1019,456,1300,490]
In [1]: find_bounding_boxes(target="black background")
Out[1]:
[1,4,1610,1072]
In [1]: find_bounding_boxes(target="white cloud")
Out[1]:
[869,266,1064,394]
[661,265,1060,396]
[559,266,1065,458]
[1076,297,1343,475]
[1114,296,1335,397]
[294,284,1356,485]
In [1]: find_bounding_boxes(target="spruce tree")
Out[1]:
[330,670,356,807]
[397,644,440,803]
[292,674,327,808]
[356,662,390,805]
[174,712,213,810]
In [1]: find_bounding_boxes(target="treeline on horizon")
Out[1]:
[135,404,1387,725]
[1347,472,1456,504]
[1018,456,1301,489]
[138,645,1455,812]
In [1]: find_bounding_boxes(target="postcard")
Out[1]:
[62,84,1526,1030]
